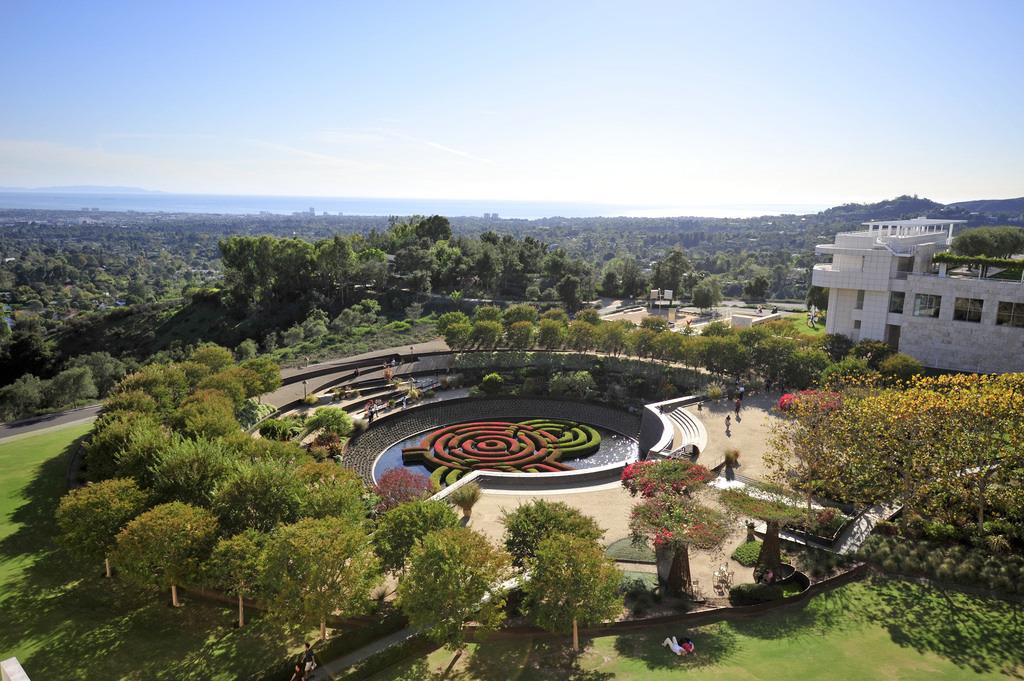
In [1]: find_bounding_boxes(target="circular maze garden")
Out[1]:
[402,419,598,486]
[372,416,638,487]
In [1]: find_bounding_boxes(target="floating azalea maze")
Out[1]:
[400,419,603,487]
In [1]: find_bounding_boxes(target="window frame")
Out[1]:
[888,291,905,314]
[953,297,984,323]
[912,293,942,319]
[996,301,1024,328]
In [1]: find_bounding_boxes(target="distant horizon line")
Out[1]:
[0,186,1019,220]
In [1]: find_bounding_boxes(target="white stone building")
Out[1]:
[812,218,1024,373]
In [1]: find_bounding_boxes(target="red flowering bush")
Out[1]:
[621,459,711,498]
[777,390,841,413]
[373,468,433,512]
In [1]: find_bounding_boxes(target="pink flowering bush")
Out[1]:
[621,460,712,498]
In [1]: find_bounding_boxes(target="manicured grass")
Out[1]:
[372,578,1024,680]
[605,538,656,564]
[0,425,312,680]
[781,312,826,337]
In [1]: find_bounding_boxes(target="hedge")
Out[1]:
[731,540,762,567]
[933,252,1024,271]
[729,583,783,605]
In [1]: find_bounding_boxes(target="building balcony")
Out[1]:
[811,264,889,292]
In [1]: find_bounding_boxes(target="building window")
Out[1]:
[855,290,865,310]
[996,301,1024,327]
[888,291,905,314]
[913,294,942,318]
[953,297,984,323]
[853,320,861,330]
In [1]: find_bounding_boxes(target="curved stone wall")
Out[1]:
[344,395,640,483]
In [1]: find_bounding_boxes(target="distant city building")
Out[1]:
[483,212,500,220]
[812,218,1024,373]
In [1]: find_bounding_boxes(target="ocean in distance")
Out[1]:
[0,191,826,220]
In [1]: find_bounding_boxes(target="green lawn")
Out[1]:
[780,312,826,337]
[374,579,1024,680]
[0,424,311,680]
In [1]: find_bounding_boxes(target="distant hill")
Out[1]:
[814,195,944,222]
[807,194,1024,226]
[947,197,1024,216]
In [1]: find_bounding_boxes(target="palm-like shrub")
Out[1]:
[448,482,482,519]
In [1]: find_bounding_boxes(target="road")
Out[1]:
[0,404,103,441]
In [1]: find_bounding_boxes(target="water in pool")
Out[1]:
[371,420,639,482]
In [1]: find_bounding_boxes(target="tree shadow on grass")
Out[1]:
[727,582,864,641]
[611,624,738,671]
[860,578,1024,678]
[0,440,304,681]
[377,658,434,681]
[456,638,614,681]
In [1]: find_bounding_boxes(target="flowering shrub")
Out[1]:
[621,460,712,498]
[629,495,729,551]
[777,390,841,413]
[373,468,432,512]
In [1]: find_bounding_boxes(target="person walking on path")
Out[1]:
[725,414,731,435]
[301,642,318,676]
[734,398,741,417]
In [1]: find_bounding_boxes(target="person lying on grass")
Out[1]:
[662,636,696,656]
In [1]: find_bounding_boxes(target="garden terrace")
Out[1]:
[343,396,640,484]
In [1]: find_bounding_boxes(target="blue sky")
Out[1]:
[1,0,1022,207]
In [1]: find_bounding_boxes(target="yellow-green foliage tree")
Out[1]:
[399,527,512,651]
[771,374,1024,536]
[262,517,380,639]
[206,529,267,628]
[114,502,219,607]
[56,478,149,578]
[524,533,622,651]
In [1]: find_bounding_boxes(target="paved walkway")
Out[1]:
[309,626,419,680]
[266,339,449,409]
[834,503,900,554]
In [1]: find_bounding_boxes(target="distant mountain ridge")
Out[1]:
[813,194,1024,222]
[946,197,1024,214]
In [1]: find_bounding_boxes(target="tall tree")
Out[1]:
[262,517,381,639]
[524,534,622,651]
[56,478,149,579]
[501,499,604,567]
[114,502,219,607]
[206,530,267,628]
[373,500,461,574]
[399,527,512,651]
[213,459,304,534]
